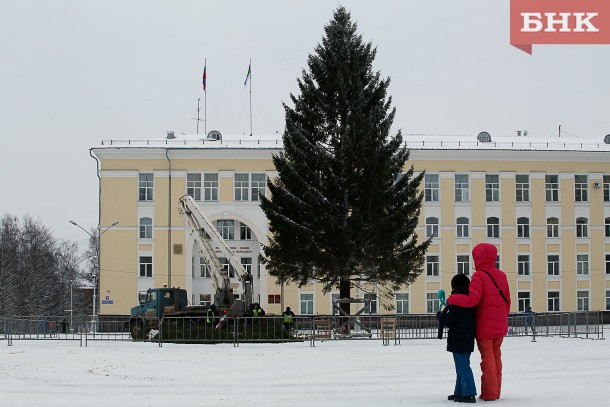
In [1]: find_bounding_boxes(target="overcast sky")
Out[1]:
[1,1,609,249]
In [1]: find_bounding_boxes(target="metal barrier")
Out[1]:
[507,311,604,340]
[83,316,133,346]
[158,316,235,346]
[2,310,604,347]
[1,316,84,346]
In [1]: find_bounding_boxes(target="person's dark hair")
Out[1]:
[451,273,470,294]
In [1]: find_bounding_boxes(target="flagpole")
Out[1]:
[204,58,207,135]
[243,60,252,136]
[249,58,252,136]
[196,98,200,135]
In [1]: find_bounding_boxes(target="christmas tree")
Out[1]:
[260,7,430,315]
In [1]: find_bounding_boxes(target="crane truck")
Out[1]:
[129,195,254,339]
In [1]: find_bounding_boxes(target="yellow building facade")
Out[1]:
[91,133,610,316]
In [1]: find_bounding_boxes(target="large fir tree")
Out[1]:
[260,7,430,314]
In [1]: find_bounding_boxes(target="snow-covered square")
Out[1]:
[1,335,607,406]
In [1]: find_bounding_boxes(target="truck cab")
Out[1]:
[130,288,189,338]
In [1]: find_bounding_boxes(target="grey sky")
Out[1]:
[1,1,609,248]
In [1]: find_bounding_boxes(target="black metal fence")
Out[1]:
[1,311,604,347]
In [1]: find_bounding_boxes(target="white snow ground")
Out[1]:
[1,335,607,407]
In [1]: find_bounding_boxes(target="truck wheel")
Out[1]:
[129,318,145,340]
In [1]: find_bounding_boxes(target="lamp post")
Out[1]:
[69,279,77,332]
[69,220,118,334]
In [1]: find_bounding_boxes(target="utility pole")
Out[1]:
[70,220,118,335]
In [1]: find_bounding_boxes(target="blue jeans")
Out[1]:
[453,352,477,397]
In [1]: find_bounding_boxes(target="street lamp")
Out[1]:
[68,279,77,333]
[69,220,118,333]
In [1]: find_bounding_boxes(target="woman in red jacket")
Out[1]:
[447,243,511,401]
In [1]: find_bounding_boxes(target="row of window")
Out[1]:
[295,289,608,315]
[139,256,258,278]
[424,254,610,277]
[138,173,266,202]
[424,174,610,203]
[138,218,253,240]
[195,256,255,278]
[425,216,610,239]
[140,173,610,204]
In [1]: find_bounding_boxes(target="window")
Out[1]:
[577,254,589,275]
[426,217,439,238]
[517,255,530,276]
[203,173,219,201]
[607,290,610,311]
[235,173,265,201]
[545,174,559,202]
[218,257,235,278]
[234,174,250,201]
[216,219,235,240]
[457,255,470,275]
[455,174,469,202]
[139,256,152,278]
[138,173,154,201]
[546,217,559,238]
[575,175,588,202]
[495,255,500,270]
[605,217,610,238]
[426,255,439,277]
[485,174,500,202]
[604,175,610,202]
[547,255,560,276]
[395,293,409,314]
[456,217,469,238]
[577,290,589,311]
[516,174,530,202]
[300,293,314,314]
[606,254,610,274]
[186,173,202,200]
[548,291,560,311]
[241,257,252,275]
[251,173,266,201]
[487,217,500,238]
[364,293,378,314]
[197,258,211,278]
[139,217,152,239]
[198,294,212,307]
[424,174,439,202]
[517,217,530,238]
[426,292,439,313]
[517,292,530,312]
[576,217,588,238]
[240,223,253,240]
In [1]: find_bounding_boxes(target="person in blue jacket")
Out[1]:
[438,273,477,403]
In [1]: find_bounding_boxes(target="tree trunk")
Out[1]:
[339,278,351,334]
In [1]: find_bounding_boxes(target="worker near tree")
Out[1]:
[207,304,218,325]
[252,303,265,317]
[282,307,296,330]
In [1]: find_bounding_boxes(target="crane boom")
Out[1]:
[178,195,253,309]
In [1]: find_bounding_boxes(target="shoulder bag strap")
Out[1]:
[478,269,509,304]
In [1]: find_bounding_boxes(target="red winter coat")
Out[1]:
[447,243,511,339]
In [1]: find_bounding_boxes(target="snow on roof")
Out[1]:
[97,132,610,152]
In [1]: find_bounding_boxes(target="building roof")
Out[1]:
[96,132,610,152]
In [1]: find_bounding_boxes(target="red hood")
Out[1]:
[472,243,498,270]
